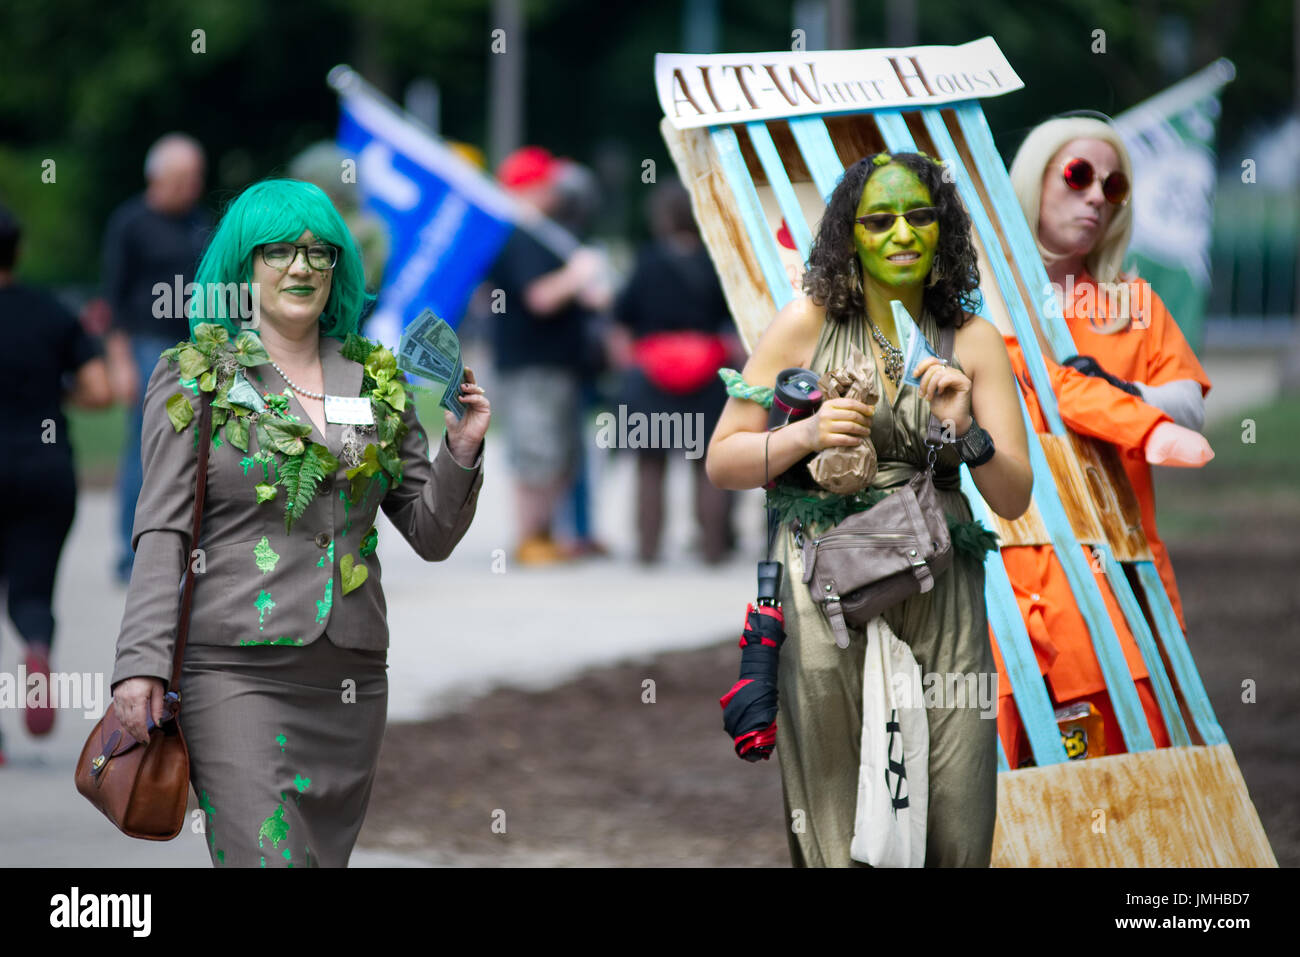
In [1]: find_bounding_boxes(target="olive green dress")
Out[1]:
[772,309,997,867]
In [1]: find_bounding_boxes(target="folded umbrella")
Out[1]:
[720,561,787,761]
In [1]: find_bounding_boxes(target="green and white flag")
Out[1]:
[1113,58,1235,353]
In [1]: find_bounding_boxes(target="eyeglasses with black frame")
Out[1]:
[258,242,339,271]
[855,207,939,234]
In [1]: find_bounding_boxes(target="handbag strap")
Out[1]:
[169,390,212,692]
[924,323,957,461]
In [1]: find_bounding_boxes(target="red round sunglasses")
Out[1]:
[1061,157,1130,205]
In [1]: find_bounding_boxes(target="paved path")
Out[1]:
[0,438,764,866]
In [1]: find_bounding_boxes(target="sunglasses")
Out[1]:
[1061,157,1130,205]
[855,206,939,233]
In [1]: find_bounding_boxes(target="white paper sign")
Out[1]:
[656,37,1023,130]
[324,394,375,426]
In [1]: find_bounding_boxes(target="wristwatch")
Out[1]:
[954,420,995,467]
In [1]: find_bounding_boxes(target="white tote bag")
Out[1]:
[849,616,929,867]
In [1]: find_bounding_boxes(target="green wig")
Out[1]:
[187,178,373,340]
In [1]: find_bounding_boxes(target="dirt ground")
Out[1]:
[358,472,1300,868]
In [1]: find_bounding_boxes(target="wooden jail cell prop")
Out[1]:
[657,45,1275,866]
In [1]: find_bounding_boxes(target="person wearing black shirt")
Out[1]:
[101,133,209,583]
[612,180,739,563]
[0,205,112,761]
[489,147,612,565]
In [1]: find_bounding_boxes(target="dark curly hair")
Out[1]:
[802,152,981,329]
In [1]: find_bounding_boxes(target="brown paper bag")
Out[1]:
[808,344,880,494]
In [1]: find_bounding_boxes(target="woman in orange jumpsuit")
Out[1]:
[993,116,1214,765]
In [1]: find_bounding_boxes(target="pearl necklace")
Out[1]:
[267,357,325,400]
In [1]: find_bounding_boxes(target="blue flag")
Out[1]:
[336,84,516,345]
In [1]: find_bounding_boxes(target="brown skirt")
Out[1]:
[178,635,388,867]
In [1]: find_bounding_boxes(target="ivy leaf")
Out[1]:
[339,553,369,595]
[232,330,270,367]
[262,417,313,456]
[254,418,272,456]
[364,345,396,386]
[345,444,381,504]
[359,525,378,558]
[225,416,249,451]
[194,323,229,351]
[211,407,229,428]
[178,346,211,380]
[375,443,402,484]
[199,370,217,392]
[165,392,194,432]
[374,377,406,412]
[255,483,278,503]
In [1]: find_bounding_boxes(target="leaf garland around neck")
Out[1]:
[159,322,414,533]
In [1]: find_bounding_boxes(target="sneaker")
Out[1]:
[24,647,55,736]
[514,535,570,566]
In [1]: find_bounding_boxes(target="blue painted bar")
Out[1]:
[744,120,815,260]
[960,466,1068,766]
[786,116,844,201]
[952,102,1079,362]
[1098,545,1192,745]
[709,126,795,309]
[918,107,1066,434]
[1134,562,1226,745]
[871,110,915,150]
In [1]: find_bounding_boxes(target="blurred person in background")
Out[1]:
[0,204,112,761]
[102,132,210,584]
[610,178,740,563]
[289,141,390,295]
[487,146,612,565]
[551,157,612,558]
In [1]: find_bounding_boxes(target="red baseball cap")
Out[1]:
[497,146,561,190]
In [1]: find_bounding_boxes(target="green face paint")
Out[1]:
[253,536,280,574]
[255,590,276,629]
[854,164,939,290]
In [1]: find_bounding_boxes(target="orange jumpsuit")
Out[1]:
[991,276,1209,765]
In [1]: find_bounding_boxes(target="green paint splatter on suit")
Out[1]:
[257,804,289,850]
[239,636,302,646]
[199,789,224,864]
[340,487,353,536]
[315,541,335,623]
[276,733,286,753]
[255,590,276,629]
[253,536,280,574]
[260,856,266,868]
[284,848,294,867]
[294,774,312,793]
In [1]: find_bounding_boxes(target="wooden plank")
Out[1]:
[1068,433,1152,561]
[660,118,773,351]
[992,744,1276,866]
[1039,435,1107,545]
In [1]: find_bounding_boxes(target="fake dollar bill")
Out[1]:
[891,300,944,388]
[397,308,466,421]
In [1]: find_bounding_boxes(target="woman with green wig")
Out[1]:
[109,179,490,867]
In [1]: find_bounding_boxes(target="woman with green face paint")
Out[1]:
[707,152,1032,866]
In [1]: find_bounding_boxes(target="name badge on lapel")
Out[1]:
[324,394,375,426]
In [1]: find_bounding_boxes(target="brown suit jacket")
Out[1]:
[112,333,484,689]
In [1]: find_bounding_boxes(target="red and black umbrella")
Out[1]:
[720,561,786,761]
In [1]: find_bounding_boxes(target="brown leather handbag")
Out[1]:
[796,326,956,650]
[74,391,211,840]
